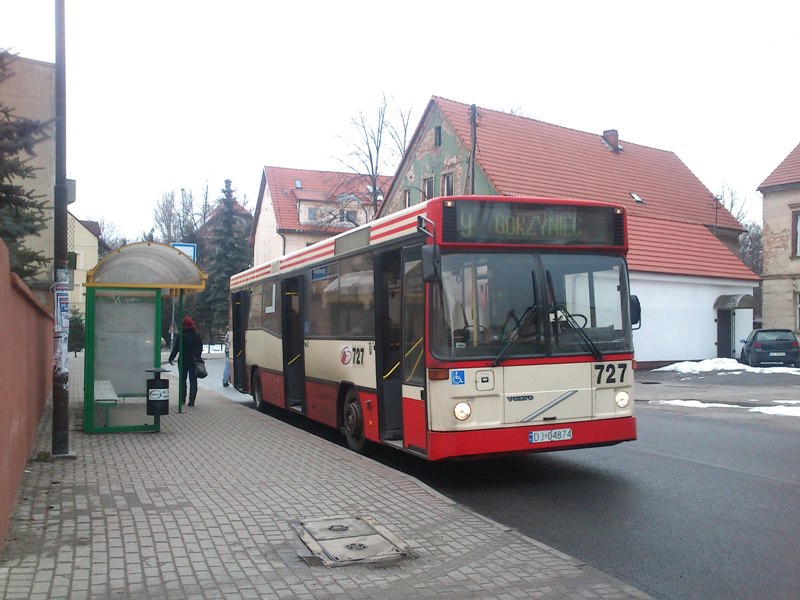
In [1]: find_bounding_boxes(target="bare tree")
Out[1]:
[385,97,413,160]
[97,217,127,253]
[739,221,763,318]
[178,188,197,241]
[153,191,178,242]
[339,94,413,215]
[739,221,762,275]
[311,196,369,230]
[715,183,749,224]
[152,187,211,244]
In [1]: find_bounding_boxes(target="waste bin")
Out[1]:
[146,367,170,416]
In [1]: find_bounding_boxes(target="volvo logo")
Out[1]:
[507,394,534,402]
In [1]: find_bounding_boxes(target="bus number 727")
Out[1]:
[594,363,627,385]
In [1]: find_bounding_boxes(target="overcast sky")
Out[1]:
[2,1,799,239]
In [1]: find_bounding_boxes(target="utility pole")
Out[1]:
[468,104,477,195]
[52,0,73,458]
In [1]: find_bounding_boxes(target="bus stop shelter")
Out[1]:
[82,242,207,433]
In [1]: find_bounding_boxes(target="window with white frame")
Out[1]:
[442,173,454,196]
[423,178,434,200]
[796,292,800,331]
[403,189,412,207]
[794,211,800,256]
[308,206,318,222]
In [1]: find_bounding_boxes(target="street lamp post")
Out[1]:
[52,0,73,458]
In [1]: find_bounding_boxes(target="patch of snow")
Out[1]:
[654,358,800,375]
[649,400,742,409]
[749,406,800,417]
[651,400,800,417]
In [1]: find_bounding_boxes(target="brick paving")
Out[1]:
[1,358,651,599]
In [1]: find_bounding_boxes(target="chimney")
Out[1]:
[602,129,621,152]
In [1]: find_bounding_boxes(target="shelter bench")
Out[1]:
[94,380,119,426]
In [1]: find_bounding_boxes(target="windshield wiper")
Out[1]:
[492,306,534,366]
[553,303,603,360]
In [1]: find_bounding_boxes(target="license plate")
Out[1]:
[529,428,573,444]
[769,352,786,356]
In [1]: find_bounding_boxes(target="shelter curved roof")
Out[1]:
[86,242,207,294]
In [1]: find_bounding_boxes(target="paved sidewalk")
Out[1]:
[1,358,650,599]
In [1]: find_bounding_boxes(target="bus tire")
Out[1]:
[342,389,367,453]
[251,370,263,411]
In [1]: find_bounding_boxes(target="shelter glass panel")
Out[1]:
[93,291,157,427]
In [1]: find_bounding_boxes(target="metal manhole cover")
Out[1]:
[293,515,413,567]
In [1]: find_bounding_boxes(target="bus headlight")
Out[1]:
[454,402,472,421]
[615,391,630,408]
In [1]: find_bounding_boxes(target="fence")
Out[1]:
[0,240,54,551]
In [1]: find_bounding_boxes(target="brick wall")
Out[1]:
[0,240,54,551]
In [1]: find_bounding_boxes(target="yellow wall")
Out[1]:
[68,214,100,317]
[0,56,56,293]
[762,187,800,330]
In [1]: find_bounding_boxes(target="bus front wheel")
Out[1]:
[342,389,366,453]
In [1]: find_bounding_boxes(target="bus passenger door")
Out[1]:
[282,277,305,411]
[376,250,403,440]
[400,246,427,453]
[231,290,249,392]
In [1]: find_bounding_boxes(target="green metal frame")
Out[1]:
[83,286,164,433]
[176,291,186,413]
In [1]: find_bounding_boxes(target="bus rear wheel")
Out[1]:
[342,389,366,453]
[251,370,263,411]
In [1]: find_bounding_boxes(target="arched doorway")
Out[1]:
[714,294,755,358]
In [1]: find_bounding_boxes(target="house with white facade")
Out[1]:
[378,97,759,365]
[251,166,392,266]
[759,141,800,330]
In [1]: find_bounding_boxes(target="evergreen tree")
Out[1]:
[198,180,252,340]
[68,307,85,355]
[0,50,51,279]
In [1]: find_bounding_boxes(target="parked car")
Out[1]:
[739,329,800,367]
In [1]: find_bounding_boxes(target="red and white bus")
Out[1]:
[230,195,639,460]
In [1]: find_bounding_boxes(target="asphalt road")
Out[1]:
[377,405,798,600]
[377,370,800,600]
[197,358,800,600]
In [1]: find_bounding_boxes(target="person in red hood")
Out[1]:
[168,316,204,406]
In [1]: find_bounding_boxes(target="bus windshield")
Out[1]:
[430,252,633,361]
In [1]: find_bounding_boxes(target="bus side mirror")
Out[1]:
[630,295,641,329]
[421,245,441,283]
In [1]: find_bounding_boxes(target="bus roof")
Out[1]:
[231,195,626,290]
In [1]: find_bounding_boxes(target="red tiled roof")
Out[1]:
[422,97,756,282]
[759,141,800,190]
[434,97,743,232]
[627,215,758,281]
[257,166,392,233]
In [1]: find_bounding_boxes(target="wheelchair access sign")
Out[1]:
[450,370,465,385]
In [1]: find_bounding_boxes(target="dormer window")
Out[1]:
[308,207,317,222]
[295,179,302,189]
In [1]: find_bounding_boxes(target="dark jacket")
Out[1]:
[169,328,203,369]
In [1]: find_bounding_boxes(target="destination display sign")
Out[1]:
[443,201,621,246]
